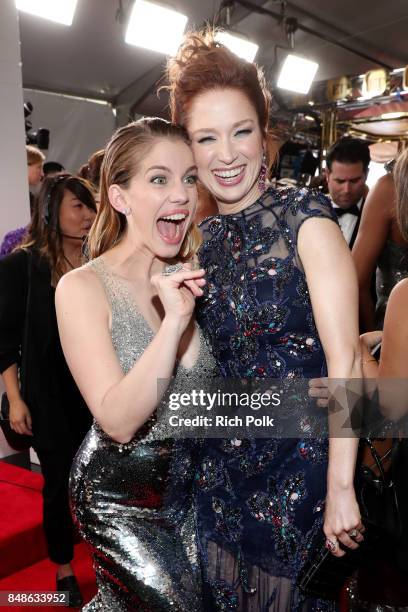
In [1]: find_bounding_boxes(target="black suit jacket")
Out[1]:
[349,197,366,249]
[0,248,91,450]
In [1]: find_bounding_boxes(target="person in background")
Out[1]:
[0,145,45,257]
[43,161,65,177]
[353,164,408,331]
[77,149,105,208]
[357,147,408,612]
[325,137,370,248]
[27,145,45,213]
[0,174,96,607]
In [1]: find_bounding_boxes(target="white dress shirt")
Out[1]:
[332,197,363,246]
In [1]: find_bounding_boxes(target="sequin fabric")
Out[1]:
[195,187,339,611]
[69,256,216,611]
[375,239,408,329]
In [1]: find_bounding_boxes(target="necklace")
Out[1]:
[63,254,76,270]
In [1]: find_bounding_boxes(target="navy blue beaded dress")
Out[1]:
[195,187,339,612]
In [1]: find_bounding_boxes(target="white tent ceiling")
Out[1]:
[18,0,408,117]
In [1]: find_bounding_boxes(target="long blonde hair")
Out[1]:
[87,117,201,260]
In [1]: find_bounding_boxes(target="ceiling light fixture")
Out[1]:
[380,112,405,120]
[215,31,259,62]
[15,0,78,25]
[277,54,319,95]
[125,0,188,55]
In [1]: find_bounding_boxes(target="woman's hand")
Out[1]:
[360,330,383,353]
[151,264,206,334]
[9,398,33,436]
[324,486,364,557]
[308,377,329,408]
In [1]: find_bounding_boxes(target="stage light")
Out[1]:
[277,54,319,94]
[125,0,187,55]
[15,0,78,26]
[215,31,259,62]
[381,112,404,120]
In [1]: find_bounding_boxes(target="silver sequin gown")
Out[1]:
[69,257,216,611]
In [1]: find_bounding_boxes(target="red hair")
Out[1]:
[166,29,272,145]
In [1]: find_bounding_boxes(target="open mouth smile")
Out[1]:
[212,165,245,186]
[156,211,189,245]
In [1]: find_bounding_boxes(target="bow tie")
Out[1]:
[334,205,360,218]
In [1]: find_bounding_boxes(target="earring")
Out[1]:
[122,207,131,216]
[258,152,267,193]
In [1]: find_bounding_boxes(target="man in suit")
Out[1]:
[325,137,370,248]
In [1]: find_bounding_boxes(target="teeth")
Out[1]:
[160,213,187,221]
[213,166,244,179]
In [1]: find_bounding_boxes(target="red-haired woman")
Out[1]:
[167,31,363,611]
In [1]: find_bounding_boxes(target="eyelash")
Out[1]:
[150,175,197,185]
[197,128,253,144]
[151,176,166,184]
[236,128,252,136]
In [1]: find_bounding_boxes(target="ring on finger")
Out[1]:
[162,263,184,276]
[348,529,359,538]
[325,538,338,553]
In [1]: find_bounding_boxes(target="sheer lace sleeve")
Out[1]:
[283,187,338,240]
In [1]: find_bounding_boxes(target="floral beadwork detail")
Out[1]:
[195,186,338,610]
[211,580,239,611]
[247,472,307,564]
[196,458,226,492]
[298,440,328,464]
[212,497,243,543]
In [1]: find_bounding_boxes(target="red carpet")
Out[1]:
[0,461,46,577]
[0,461,96,609]
[0,542,96,611]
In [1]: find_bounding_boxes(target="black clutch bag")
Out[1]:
[297,539,362,600]
[298,435,402,600]
[0,250,33,451]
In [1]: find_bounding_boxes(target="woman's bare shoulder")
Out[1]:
[56,262,107,310]
[387,278,408,311]
[383,279,408,337]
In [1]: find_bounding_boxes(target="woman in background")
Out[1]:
[359,149,408,610]
[353,165,408,331]
[0,174,96,607]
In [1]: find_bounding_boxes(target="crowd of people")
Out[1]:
[0,28,407,612]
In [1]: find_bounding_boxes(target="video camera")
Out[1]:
[24,102,49,149]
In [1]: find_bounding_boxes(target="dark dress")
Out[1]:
[375,239,408,329]
[195,187,338,611]
[0,248,92,564]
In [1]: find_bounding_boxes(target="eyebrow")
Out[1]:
[334,175,364,182]
[192,119,255,135]
[145,165,197,174]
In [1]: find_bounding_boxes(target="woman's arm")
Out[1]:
[2,364,33,435]
[0,251,32,435]
[299,218,363,555]
[361,279,408,420]
[56,265,205,444]
[352,175,394,331]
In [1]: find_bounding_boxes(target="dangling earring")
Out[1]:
[258,152,267,193]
